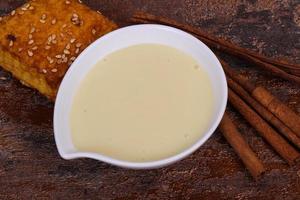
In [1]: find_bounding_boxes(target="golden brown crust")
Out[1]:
[0,0,117,100]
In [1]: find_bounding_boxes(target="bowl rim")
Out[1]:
[54,24,228,169]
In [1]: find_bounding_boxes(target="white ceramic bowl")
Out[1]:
[54,24,227,169]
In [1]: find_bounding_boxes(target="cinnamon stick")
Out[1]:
[219,112,266,179]
[227,78,300,149]
[131,12,300,84]
[228,88,300,165]
[221,60,300,138]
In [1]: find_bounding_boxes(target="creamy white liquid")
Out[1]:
[70,44,214,162]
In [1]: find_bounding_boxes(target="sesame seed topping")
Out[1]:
[75,48,80,54]
[27,50,33,57]
[9,40,14,47]
[55,54,62,58]
[51,34,56,40]
[18,48,23,52]
[19,11,25,15]
[60,33,65,38]
[51,68,58,73]
[64,49,70,54]
[40,19,46,23]
[70,57,76,61]
[41,14,47,20]
[47,56,54,64]
[42,69,47,74]
[28,34,33,39]
[70,38,76,43]
[66,43,71,49]
[78,0,82,3]
[23,3,30,9]
[31,46,38,50]
[63,57,68,63]
[30,27,36,33]
[52,40,57,44]
[65,0,71,4]
[51,18,57,25]
[11,10,16,16]
[62,54,66,59]
[92,29,96,35]
[97,11,102,15]
[29,6,34,10]
[45,45,51,50]
[75,43,82,48]
[71,13,81,25]
[28,39,34,45]
[0,77,7,81]
[62,24,67,28]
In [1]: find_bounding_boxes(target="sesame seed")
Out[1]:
[62,24,67,28]
[78,0,82,3]
[41,14,47,20]
[62,54,66,59]
[97,11,102,15]
[70,56,76,61]
[42,69,47,74]
[28,34,33,39]
[31,46,38,50]
[45,45,51,50]
[29,6,34,10]
[60,33,65,38]
[52,40,57,44]
[47,56,54,64]
[75,48,80,54]
[0,77,7,81]
[55,55,62,58]
[27,50,33,57]
[9,40,14,47]
[18,48,23,52]
[71,13,81,25]
[51,34,56,40]
[75,43,82,48]
[51,68,58,73]
[11,10,16,16]
[40,19,46,23]
[64,49,70,54]
[23,3,30,9]
[92,29,96,35]
[19,11,25,15]
[63,57,68,63]
[30,27,35,33]
[51,18,56,25]
[65,0,71,4]
[28,39,34,45]
[66,43,71,49]
[70,38,76,43]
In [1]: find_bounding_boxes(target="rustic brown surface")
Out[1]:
[0,0,300,199]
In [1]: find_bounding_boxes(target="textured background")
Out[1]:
[0,0,300,199]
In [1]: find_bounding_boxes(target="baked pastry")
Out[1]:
[0,0,117,100]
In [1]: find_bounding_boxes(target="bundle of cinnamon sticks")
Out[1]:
[131,12,300,180]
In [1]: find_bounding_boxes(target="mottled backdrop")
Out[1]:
[0,0,300,199]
